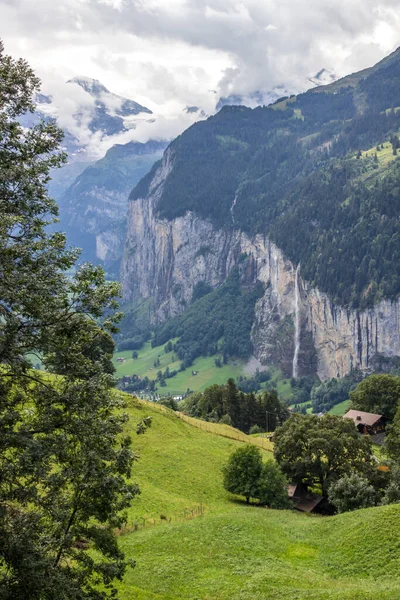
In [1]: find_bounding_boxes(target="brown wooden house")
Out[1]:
[343,410,386,435]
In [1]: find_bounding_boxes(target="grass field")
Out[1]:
[118,395,400,600]
[114,344,246,394]
[267,367,293,400]
[289,400,313,414]
[119,505,400,600]
[328,399,351,415]
[123,397,273,524]
[361,140,398,169]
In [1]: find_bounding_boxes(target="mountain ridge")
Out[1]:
[121,47,400,380]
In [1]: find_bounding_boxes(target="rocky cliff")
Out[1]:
[60,141,166,271]
[122,153,400,381]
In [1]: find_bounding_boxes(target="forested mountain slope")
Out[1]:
[122,47,400,380]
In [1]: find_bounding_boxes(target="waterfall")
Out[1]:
[230,193,238,225]
[292,264,301,378]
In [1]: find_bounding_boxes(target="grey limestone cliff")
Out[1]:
[121,153,400,381]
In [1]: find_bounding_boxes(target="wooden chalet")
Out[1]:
[343,409,386,436]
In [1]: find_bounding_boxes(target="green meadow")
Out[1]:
[114,343,246,394]
[113,343,294,397]
[117,396,400,600]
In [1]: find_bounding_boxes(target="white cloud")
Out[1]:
[1,0,399,156]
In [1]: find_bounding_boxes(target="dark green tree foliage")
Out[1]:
[311,372,362,414]
[222,445,263,504]
[274,414,374,496]
[350,374,400,420]
[0,41,147,599]
[258,461,291,509]
[328,474,377,513]
[360,54,400,112]
[385,405,400,464]
[182,379,289,434]
[153,270,264,362]
[295,88,356,123]
[132,105,296,226]
[381,467,400,505]
[273,159,400,307]
[222,446,289,508]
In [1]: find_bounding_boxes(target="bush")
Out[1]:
[381,467,400,505]
[219,414,232,426]
[249,424,263,435]
[159,397,179,411]
[258,461,290,509]
[222,445,263,504]
[328,473,377,513]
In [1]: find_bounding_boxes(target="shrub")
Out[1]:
[223,445,263,504]
[249,424,263,435]
[258,461,291,509]
[328,473,377,513]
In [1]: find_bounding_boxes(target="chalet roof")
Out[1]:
[295,494,324,513]
[344,409,383,427]
[287,483,323,513]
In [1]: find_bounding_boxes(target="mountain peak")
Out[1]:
[67,76,152,117]
[67,76,110,97]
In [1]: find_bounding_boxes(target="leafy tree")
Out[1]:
[328,474,377,513]
[381,467,400,505]
[249,424,263,435]
[159,397,179,411]
[219,414,232,425]
[274,414,374,496]
[0,41,148,599]
[222,445,263,504]
[385,404,400,464]
[258,461,290,509]
[350,374,400,420]
[182,380,288,434]
[311,372,361,414]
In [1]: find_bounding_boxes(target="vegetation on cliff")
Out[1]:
[152,268,264,364]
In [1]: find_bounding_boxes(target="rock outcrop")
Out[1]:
[121,154,400,381]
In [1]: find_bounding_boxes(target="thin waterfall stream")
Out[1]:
[292,264,301,378]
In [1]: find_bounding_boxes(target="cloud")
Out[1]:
[1,0,400,156]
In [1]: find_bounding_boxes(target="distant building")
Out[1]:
[343,410,386,436]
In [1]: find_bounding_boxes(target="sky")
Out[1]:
[2,0,400,155]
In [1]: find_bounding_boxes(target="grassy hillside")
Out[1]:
[119,504,400,600]
[123,396,272,523]
[119,396,400,599]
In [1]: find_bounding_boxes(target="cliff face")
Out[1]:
[59,141,166,269]
[121,154,400,381]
